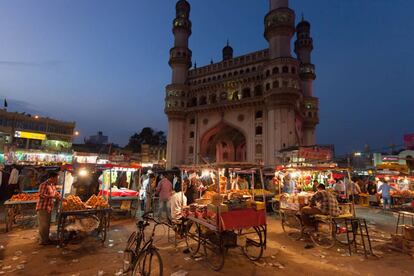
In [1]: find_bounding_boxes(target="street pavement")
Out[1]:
[0,209,413,276]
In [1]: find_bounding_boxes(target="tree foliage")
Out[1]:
[125,127,166,152]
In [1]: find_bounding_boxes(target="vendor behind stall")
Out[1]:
[301,184,340,226]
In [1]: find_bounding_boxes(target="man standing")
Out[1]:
[377,181,397,210]
[156,174,172,221]
[36,172,60,245]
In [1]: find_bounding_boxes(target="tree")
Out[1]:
[125,127,166,152]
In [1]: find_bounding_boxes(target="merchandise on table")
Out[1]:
[62,195,86,211]
[10,193,40,202]
[85,195,109,209]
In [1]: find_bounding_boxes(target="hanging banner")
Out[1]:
[298,146,333,161]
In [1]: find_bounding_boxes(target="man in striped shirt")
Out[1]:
[36,172,60,245]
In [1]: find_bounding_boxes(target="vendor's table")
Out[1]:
[56,208,111,246]
[391,196,414,208]
[109,196,139,218]
[4,200,37,232]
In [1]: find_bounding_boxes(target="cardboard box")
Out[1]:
[403,226,414,241]
[253,201,265,211]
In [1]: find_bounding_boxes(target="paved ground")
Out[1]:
[0,208,413,276]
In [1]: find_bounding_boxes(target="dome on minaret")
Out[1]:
[176,0,190,12]
[296,14,311,32]
[222,41,233,61]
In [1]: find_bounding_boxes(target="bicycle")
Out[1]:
[123,211,164,276]
[280,208,354,249]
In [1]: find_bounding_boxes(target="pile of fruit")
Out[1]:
[391,190,414,198]
[10,193,39,202]
[62,195,86,211]
[85,195,109,209]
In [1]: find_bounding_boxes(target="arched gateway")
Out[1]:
[200,123,246,163]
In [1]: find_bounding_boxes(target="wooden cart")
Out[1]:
[4,200,37,232]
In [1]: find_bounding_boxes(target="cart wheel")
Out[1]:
[281,212,302,240]
[241,227,264,261]
[185,221,201,257]
[310,222,335,249]
[203,232,225,271]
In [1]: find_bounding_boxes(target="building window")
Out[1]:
[255,126,263,135]
[272,67,279,74]
[189,146,194,154]
[199,96,207,105]
[190,118,195,124]
[282,81,288,88]
[266,70,270,77]
[266,83,271,91]
[256,144,263,154]
[232,91,239,100]
[242,88,251,98]
[282,66,289,73]
[292,67,296,74]
[209,94,217,104]
[190,131,194,138]
[255,110,263,119]
[273,81,279,88]
[191,97,197,106]
[254,85,263,96]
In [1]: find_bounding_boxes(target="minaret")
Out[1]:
[263,0,301,165]
[295,16,318,146]
[222,40,233,61]
[165,0,192,168]
[264,0,296,58]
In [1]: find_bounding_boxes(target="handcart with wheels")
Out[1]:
[181,162,268,271]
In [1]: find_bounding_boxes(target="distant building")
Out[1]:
[0,109,75,164]
[139,144,167,166]
[85,131,108,145]
[165,0,319,168]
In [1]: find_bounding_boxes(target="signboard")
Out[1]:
[14,131,46,141]
[404,133,414,150]
[381,156,399,163]
[298,147,333,161]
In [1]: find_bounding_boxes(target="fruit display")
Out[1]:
[10,193,39,202]
[85,195,109,209]
[391,190,414,198]
[62,195,86,211]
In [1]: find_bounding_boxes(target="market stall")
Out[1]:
[57,165,112,246]
[272,165,355,214]
[375,173,414,209]
[4,193,39,232]
[181,163,267,271]
[99,164,141,218]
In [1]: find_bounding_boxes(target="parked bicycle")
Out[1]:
[123,211,164,276]
[280,208,354,248]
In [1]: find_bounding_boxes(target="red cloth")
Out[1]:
[219,209,266,231]
[100,189,138,197]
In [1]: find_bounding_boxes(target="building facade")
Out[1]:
[0,109,75,164]
[165,0,319,168]
[85,131,109,145]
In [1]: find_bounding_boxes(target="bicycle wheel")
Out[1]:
[133,247,163,276]
[241,227,264,261]
[310,222,335,249]
[123,232,138,273]
[281,212,302,240]
[203,232,225,271]
[185,221,201,256]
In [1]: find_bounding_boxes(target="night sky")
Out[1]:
[0,0,413,154]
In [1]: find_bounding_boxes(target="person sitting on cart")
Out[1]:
[36,171,61,245]
[300,184,340,227]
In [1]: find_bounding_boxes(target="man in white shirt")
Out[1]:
[170,182,187,221]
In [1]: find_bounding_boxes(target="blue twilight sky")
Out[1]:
[0,0,413,154]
